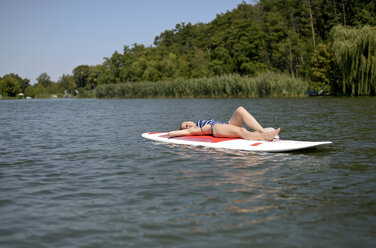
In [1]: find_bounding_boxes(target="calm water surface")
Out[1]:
[0,98,375,247]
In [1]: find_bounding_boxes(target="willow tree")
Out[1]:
[332,25,376,95]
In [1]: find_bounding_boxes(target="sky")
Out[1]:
[0,0,251,84]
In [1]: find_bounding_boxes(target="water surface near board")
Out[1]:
[0,98,375,247]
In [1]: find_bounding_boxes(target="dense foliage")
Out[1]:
[0,74,25,97]
[332,25,376,95]
[95,72,308,98]
[1,0,375,98]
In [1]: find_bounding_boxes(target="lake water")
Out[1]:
[0,97,375,247]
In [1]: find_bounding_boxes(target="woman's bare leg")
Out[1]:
[213,124,280,141]
[228,106,265,133]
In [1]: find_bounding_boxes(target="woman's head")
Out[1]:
[179,121,195,130]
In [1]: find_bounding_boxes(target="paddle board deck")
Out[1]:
[142,132,332,152]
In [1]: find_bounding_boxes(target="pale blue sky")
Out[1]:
[0,0,250,83]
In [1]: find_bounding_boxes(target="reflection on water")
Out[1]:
[165,143,338,230]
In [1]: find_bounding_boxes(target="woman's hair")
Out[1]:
[179,122,184,130]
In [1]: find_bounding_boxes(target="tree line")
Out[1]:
[0,72,76,98]
[1,0,375,98]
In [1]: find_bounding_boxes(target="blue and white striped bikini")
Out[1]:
[195,119,227,135]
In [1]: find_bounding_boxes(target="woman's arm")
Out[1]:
[168,127,203,137]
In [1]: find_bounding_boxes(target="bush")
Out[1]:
[96,72,309,98]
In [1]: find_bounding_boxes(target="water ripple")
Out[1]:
[0,98,375,247]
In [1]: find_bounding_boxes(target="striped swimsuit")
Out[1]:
[195,119,227,135]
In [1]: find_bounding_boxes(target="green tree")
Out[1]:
[309,42,336,92]
[209,47,235,75]
[86,65,106,89]
[73,65,90,88]
[332,25,376,95]
[103,51,123,83]
[0,73,30,93]
[48,82,60,95]
[58,74,76,93]
[0,75,21,97]
[36,72,52,88]
[33,84,49,97]
[25,85,36,98]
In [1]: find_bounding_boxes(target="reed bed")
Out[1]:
[96,72,309,98]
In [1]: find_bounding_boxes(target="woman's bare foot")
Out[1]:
[263,128,280,141]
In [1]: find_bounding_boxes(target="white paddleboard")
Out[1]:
[142,132,332,152]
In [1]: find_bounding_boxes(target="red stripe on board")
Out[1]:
[159,134,240,143]
[250,142,262,146]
